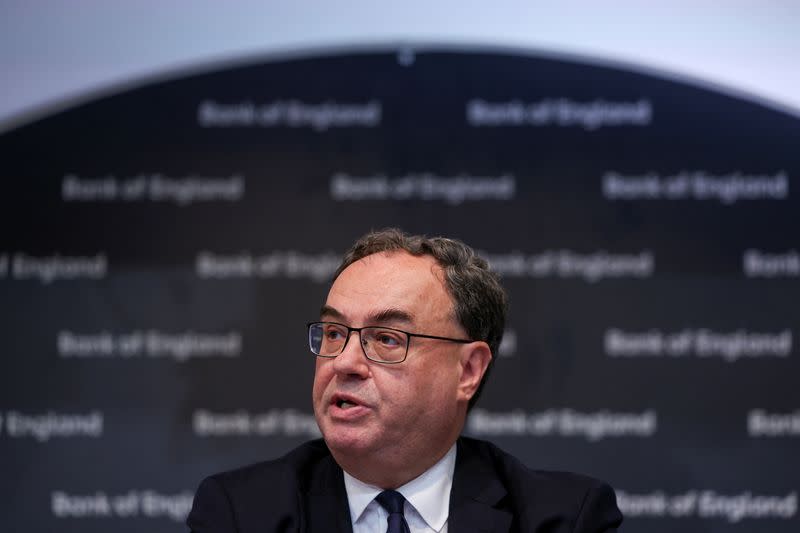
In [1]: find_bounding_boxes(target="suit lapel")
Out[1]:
[302,454,354,533]
[448,438,513,533]
[300,439,513,532]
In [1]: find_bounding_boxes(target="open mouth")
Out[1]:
[334,397,360,410]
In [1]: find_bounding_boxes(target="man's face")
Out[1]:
[312,251,472,480]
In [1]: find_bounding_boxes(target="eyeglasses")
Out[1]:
[307,321,474,364]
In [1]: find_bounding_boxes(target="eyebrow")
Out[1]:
[319,305,345,321]
[319,305,415,326]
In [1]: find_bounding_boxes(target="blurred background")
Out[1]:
[1,2,798,531]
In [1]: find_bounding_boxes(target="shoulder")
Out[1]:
[460,436,608,490]
[210,439,333,488]
[187,439,336,532]
[197,439,333,497]
[458,437,623,531]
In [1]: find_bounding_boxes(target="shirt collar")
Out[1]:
[343,443,457,530]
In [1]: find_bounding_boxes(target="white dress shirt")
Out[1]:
[344,444,457,533]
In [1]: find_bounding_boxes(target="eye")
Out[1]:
[375,331,402,347]
[323,325,347,341]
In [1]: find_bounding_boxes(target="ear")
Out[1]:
[457,342,492,403]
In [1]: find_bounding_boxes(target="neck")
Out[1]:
[336,441,456,489]
[331,419,461,488]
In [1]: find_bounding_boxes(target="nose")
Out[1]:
[332,329,370,378]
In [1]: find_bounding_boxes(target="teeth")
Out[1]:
[339,400,356,409]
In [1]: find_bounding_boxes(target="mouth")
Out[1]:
[331,394,363,411]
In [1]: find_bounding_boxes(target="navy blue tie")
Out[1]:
[375,490,411,533]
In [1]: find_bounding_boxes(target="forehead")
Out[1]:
[324,251,453,325]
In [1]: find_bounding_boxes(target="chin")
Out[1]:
[321,425,377,456]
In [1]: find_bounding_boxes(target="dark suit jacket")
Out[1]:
[187,437,623,532]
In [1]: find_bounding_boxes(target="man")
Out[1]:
[187,228,623,532]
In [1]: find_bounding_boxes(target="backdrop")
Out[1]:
[1,45,798,532]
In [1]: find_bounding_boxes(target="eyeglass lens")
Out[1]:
[308,322,408,363]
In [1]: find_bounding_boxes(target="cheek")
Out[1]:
[403,358,460,404]
[312,362,333,402]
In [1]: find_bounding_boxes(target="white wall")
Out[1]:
[2,0,798,130]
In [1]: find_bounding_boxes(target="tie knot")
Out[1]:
[375,489,406,515]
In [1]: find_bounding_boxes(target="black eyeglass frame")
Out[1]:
[307,321,475,364]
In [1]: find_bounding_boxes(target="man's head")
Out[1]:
[311,229,507,487]
[332,228,507,392]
